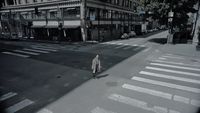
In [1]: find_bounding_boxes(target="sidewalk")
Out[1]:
[36,43,200,113]
[161,44,200,58]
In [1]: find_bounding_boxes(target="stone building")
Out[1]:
[0,0,143,41]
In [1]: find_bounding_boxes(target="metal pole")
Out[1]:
[81,0,87,41]
[192,0,200,44]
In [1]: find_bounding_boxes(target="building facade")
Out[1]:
[0,0,143,41]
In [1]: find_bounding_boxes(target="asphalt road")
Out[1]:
[0,38,146,113]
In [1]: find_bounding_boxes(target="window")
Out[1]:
[33,0,37,3]
[63,7,80,19]
[25,0,29,4]
[50,11,57,19]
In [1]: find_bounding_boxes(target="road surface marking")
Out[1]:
[140,45,146,47]
[158,57,167,60]
[108,94,179,113]
[132,44,138,46]
[32,45,58,50]
[169,110,180,113]
[122,84,172,100]
[123,46,133,50]
[150,63,200,72]
[162,55,185,59]
[146,66,200,77]
[23,48,49,53]
[173,95,190,104]
[153,60,200,67]
[2,52,30,58]
[143,47,152,52]
[91,107,116,113]
[123,83,200,106]
[133,47,141,51]
[0,92,17,101]
[132,76,200,93]
[13,50,39,55]
[115,43,123,45]
[140,71,200,84]
[115,45,127,49]
[37,108,53,113]
[165,54,184,58]
[31,47,57,52]
[5,99,34,113]
[123,44,130,46]
[191,99,200,106]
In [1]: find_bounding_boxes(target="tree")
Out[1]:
[144,0,198,29]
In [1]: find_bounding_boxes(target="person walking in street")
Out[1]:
[91,54,101,78]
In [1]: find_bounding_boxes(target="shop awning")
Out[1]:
[31,25,46,28]
[45,25,58,28]
[63,25,80,29]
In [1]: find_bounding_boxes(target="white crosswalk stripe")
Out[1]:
[153,60,200,68]
[122,46,133,50]
[146,66,200,77]
[31,45,58,50]
[150,63,200,72]
[133,47,142,51]
[2,52,30,58]
[0,92,17,102]
[23,48,49,53]
[132,76,200,93]
[162,55,185,59]
[115,45,127,49]
[140,71,200,84]
[122,84,172,100]
[13,50,40,55]
[108,94,180,113]
[31,47,57,52]
[122,83,200,106]
[5,99,34,113]
[91,107,116,113]
[158,57,167,60]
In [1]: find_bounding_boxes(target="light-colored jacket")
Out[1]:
[92,56,101,73]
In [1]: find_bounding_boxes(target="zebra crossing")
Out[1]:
[100,42,145,51]
[91,54,200,113]
[1,44,60,58]
[0,90,34,113]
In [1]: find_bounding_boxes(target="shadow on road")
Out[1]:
[148,38,167,44]
[96,74,109,79]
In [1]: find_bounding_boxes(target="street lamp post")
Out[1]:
[167,10,174,44]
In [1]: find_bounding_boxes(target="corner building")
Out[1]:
[0,0,143,41]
